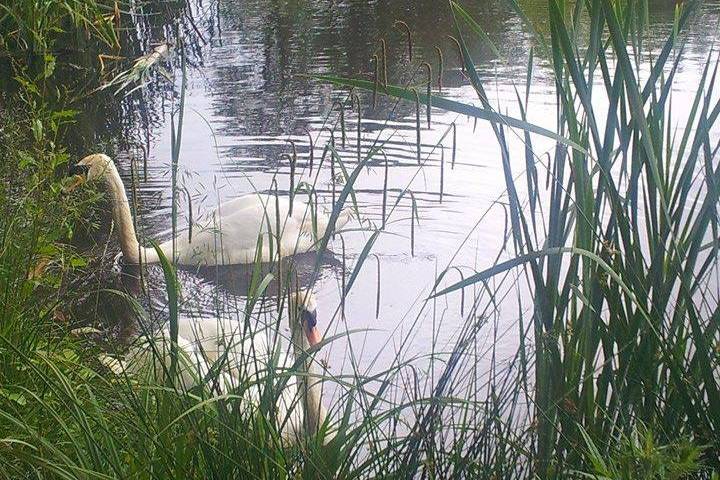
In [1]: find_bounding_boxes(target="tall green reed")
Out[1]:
[319,0,720,476]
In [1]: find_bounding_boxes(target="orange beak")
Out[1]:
[305,325,322,347]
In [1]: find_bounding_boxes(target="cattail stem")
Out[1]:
[451,122,457,169]
[409,191,417,257]
[309,187,318,240]
[305,128,314,173]
[130,155,147,293]
[182,185,193,243]
[142,140,148,181]
[352,93,362,163]
[453,267,465,316]
[290,143,297,214]
[340,235,346,316]
[381,149,389,229]
[447,35,465,74]
[374,254,381,319]
[413,89,421,164]
[330,149,336,207]
[333,101,346,148]
[372,54,379,109]
[273,179,281,260]
[422,62,432,128]
[319,127,335,170]
[435,46,444,92]
[378,38,388,87]
[411,209,415,257]
[394,20,412,61]
[440,146,444,203]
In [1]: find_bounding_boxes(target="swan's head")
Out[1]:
[69,154,114,183]
[288,289,321,348]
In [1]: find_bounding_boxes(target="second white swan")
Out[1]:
[102,290,330,443]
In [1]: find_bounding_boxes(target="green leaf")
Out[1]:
[31,119,43,143]
[43,53,56,79]
[344,230,381,296]
[70,256,87,268]
[0,390,27,406]
[450,1,500,58]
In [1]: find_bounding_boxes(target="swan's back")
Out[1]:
[175,315,306,441]
[124,328,233,392]
[160,194,321,265]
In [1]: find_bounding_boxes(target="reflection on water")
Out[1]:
[89,0,720,376]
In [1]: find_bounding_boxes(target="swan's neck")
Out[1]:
[291,320,325,435]
[102,162,156,264]
[303,360,325,435]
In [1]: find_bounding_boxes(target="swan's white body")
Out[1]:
[157,193,339,266]
[105,292,328,444]
[75,154,351,266]
[177,313,327,442]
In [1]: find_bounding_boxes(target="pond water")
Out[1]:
[98,0,720,387]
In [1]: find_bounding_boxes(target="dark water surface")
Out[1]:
[99,0,720,383]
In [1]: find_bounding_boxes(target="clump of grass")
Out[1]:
[0,0,117,63]
[101,43,172,96]
[0,94,112,479]
[577,423,705,479]
[0,0,117,101]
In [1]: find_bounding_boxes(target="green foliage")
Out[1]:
[0,110,108,478]
[577,423,704,479]
[0,0,117,63]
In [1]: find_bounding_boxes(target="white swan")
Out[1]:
[102,290,330,442]
[70,153,352,265]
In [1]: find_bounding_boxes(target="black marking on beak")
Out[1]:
[68,164,89,177]
[301,309,317,329]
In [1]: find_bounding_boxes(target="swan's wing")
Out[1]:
[178,194,287,239]
[211,193,290,217]
[163,193,318,265]
[123,330,211,391]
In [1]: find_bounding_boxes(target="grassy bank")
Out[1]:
[1,0,719,478]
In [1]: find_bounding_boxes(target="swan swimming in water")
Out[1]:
[103,290,330,443]
[69,153,352,265]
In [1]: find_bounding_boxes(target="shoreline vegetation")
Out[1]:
[1,0,719,478]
